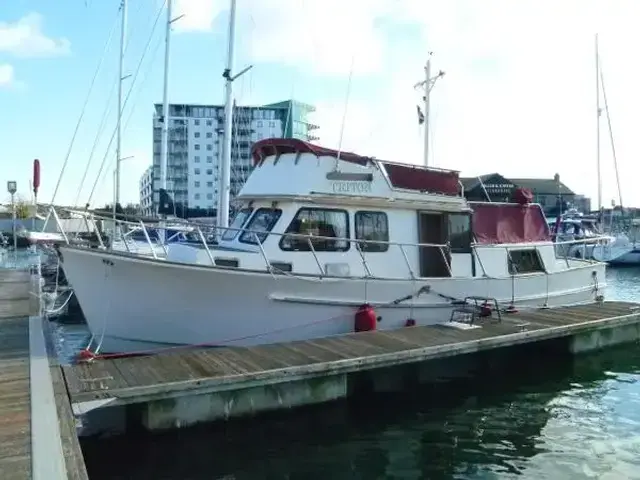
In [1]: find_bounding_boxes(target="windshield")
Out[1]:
[239,208,282,244]
[221,207,253,241]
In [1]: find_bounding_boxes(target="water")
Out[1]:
[60,268,640,479]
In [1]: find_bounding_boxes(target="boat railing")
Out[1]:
[48,206,609,279]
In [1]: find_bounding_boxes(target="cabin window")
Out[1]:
[508,249,545,274]
[239,208,282,244]
[448,213,472,253]
[221,207,253,241]
[280,208,350,252]
[355,211,389,252]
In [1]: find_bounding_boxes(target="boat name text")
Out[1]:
[331,181,372,194]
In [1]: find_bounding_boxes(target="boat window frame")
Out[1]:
[239,207,283,245]
[507,248,545,275]
[279,207,351,252]
[448,212,473,254]
[354,210,389,252]
[221,207,254,241]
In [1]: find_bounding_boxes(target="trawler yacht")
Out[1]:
[56,139,607,353]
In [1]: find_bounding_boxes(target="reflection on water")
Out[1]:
[67,267,640,479]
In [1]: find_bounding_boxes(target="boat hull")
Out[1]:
[59,246,607,353]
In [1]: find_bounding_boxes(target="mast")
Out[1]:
[217,0,238,230]
[414,53,444,167]
[114,0,127,222]
[595,33,602,212]
[158,0,173,243]
[423,56,431,167]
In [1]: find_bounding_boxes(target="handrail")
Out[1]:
[48,205,608,281]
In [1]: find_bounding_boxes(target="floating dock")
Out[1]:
[64,300,640,432]
[0,269,87,480]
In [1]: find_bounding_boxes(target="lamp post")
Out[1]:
[7,181,17,260]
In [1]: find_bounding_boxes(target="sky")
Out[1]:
[1,0,639,209]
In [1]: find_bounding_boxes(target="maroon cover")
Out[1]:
[252,138,370,166]
[470,202,551,244]
[380,162,460,196]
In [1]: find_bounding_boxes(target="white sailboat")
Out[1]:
[589,34,635,265]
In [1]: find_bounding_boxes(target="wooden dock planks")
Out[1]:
[0,316,31,480]
[0,268,88,480]
[64,301,640,407]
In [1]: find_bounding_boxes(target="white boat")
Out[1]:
[592,219,640,265]
[548,209,612,259]
[56,138,607,353]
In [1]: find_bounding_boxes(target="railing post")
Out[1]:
[196,226,216,266]
[253,233,272,272]
[355,242,373,277]
[398,244,415,279]
[139,220,158,259]
[306,238,324,277]
[50,207,69,244]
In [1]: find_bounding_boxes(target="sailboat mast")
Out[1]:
[217,0,238,230]
[160,0,172,205]
[114,0,127,221]
[595,33,602,212]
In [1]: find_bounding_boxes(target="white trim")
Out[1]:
[29,315,68,480]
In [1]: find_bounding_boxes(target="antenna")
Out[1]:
[333,55,356,171]
[414,52,445,167]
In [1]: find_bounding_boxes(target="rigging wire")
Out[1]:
[85,0,167,207]
[93,36,165,203]
[599,63,623,209]
[72,0,151,207]
[49,6,121,205]
[73,75,119,206]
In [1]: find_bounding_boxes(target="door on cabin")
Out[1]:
[417,212,451,277]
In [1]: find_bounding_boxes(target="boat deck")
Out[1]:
[64,301,640,411]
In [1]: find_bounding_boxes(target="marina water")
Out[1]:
[54,267,640,479]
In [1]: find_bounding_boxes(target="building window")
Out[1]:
[194,168,200,175]
[207,181,213,187]
[448,213,472,253]
[355,211,389,252]
[240,208,282,245]
[194,132,200,138]
[222,207,253,241]
[206,120,213,126]
[206,132,213,138]
[194,144,200,150]
[206,169,213,175]
[280,208,349,252]
[194,181,200,187]
[194,156,200,163]
[194,119,200,126]
[206,144,213,151]
[257,121,263,127]
[508,249,545,274]
[206,156,213,163]
[269,121,275,128]
[206,193,213,200]
[194,193,200,200]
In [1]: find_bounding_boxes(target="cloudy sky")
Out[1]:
[0,0,638,209]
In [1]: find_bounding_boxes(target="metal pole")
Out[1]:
[159,0,173,244]
[217,0,237,230]
[595,33,602,212]
[423,56,431,167]
[114,0,127,223]
[11,193,17,260]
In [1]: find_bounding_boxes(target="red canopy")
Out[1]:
[470,202,551,244]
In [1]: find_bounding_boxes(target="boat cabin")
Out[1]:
[168,139,558,279]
